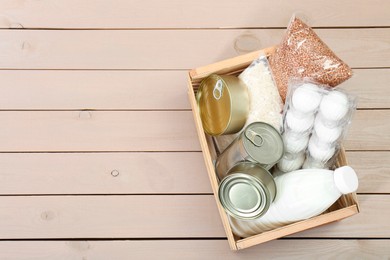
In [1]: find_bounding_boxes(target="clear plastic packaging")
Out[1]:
[302,156,329,169]
[280,79,356,173]
[282,131,310,154]
[304,87,357,169]
[278,79,324,173]
[317,90,356,128]
[285,108,315,134]
[313,117,343,143]
[268,16,353,102]
[213,53,283,153]
[277,151,305,172]
[308,135,336,162]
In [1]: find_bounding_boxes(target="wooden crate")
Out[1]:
[187,47,360,250]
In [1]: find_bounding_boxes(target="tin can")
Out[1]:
[218,162,276,220]
[196,74,249,136]
[215,122,284,180]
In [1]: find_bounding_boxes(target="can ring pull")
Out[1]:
[213,80,223,100]
[245,129,264,147]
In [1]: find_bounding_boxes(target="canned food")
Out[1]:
[218,162,276,220]
[196,74,249,136]
[215,122,283,180]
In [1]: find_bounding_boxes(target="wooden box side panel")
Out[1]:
[236,205,359,250]
[187,77,238,250]
[236,149,360,250]
[187,47,360,251]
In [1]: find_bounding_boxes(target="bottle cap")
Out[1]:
[334,166,359,194]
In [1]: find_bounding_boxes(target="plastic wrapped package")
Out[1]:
[280,79,356,173]
[317,90,355,128]
[214,53,283,153]
[282,131,310,154]
[278,79,325,173]
[304,87,357,169]
[308,135,336,162]
[269,16,353,102]
[277,151,306,172]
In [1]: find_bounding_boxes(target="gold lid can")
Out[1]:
[196,74,249,136]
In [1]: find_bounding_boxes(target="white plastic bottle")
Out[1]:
[229,166,358,238]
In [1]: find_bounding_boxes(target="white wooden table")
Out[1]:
[0,1,389,258]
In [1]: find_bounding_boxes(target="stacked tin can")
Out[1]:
[197,74,284,220]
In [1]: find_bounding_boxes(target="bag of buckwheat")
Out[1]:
[269,16,353,102]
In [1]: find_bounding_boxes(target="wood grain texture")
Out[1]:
[0,0,389,28]
[0,240,388,260]
[0,195,225,239]
[0,111,200,152]
[0,110,387,152]
[289,195,388,238]
[341,69,390,109]
[0,69,388,110]
[347,152,390,193]
[0,195,386,239]
[0,29,388,69]
[0,152,210,195]
[0,152,385,195]
[345,110,390,151]
[0,70,189,110]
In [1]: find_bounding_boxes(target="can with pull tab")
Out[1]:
[218,162,277,220]
[196,74,249,136]
[215,122,283,180]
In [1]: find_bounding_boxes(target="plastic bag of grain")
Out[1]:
[269,16,353,102]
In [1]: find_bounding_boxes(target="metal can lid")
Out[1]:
[243,122,284,165]
[196,74,248,136]
[218,164,275,220]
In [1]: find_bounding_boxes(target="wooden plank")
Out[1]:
[0,0,389,28]
[345,110,390,151]
[0,195,225,239]
[0,152,211,195]
[236,205,359,250]
[340,69,390,109]
[188,82,237,250]
[0,240,388,259]
[0,29,388,69]
[289,195,388,238]
[0,195,386,239]
[0,70,189,110]
[347,152,390,194]
[0,110,387,152]
[0,69,388,110]
[0,111,200,152]
[0,152,385,195]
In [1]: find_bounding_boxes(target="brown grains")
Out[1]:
[269,17,353,102]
